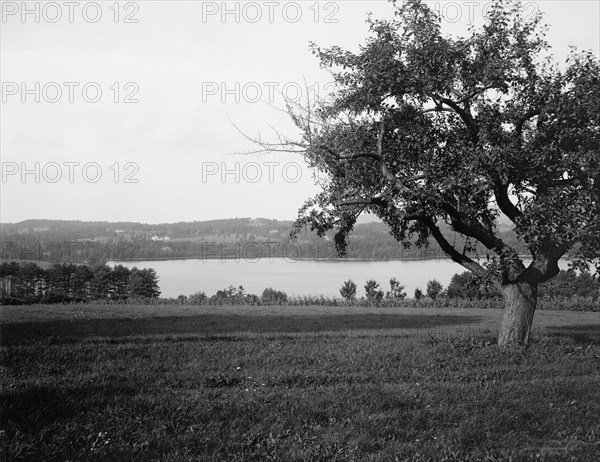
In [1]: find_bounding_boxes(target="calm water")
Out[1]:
[108,258,571,299]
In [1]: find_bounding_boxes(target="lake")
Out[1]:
[108,257,572,299]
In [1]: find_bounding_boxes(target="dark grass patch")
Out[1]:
[1,310,599,461]
[2,328,599,461]
[0,313,481,346]
[545,324,600,344]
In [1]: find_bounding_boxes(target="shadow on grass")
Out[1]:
[1,313,482,345]
[0,382,137,434]
[545,324,600,344]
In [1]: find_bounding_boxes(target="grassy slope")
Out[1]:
[1,305,599,461]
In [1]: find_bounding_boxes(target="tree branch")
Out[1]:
[422,217,486,276]
[439,202,518,260]
[493,180,522,222]
[430,95,479,143]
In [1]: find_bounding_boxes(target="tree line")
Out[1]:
[1,261,597,309]
[1,218,525,264]
[447,270,599,301]
[0,262,160,305]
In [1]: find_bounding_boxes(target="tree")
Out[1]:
[261,287,288,304]
[364,279,384,302]
[447,272,478,299]
[426,279,444,300]
[90,264,112,299]
[414,288,423,300]
[210,285,259,305]
[386,277,406,299]
[110,265,131,299]
[72,265,94,301]
[15,263,45,303]
[129,267,161,298]
[446,271,500,299]
[45,263,75,302]
[538,269,600,300]
[189,291,208,305]
[274,0,599,344]
[340,279,358,300]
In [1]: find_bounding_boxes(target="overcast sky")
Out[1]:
[1,0,598,224]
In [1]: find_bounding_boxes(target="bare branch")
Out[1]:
[439,202,519,261]
[422,217,487,276]
[227,115,307,155]
[493,180,522,222]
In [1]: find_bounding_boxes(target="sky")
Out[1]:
[1,0,599,224]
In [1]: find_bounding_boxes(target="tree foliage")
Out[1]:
[386,277,407,299]
[285,0,599,290]
[447,271,500,299]
[364,279,384,302]
[426,279,444,299]
[128,267,161,298]
[538,270,600,300]
[0,262,160,304]
[340,279,358,300]
[414,287,423,300]
[261,287,289,304]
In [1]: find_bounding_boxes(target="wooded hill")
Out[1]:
[1,217,523,263]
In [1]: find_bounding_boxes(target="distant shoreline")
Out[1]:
[106,254,541,263]
[2,254,573,266]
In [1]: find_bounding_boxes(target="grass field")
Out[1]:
[1,305,599,461]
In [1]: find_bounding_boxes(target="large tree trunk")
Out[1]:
[498,280,538,345]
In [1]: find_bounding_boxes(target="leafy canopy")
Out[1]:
[288,0,599,285]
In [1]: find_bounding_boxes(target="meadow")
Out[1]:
[1,305,599,461]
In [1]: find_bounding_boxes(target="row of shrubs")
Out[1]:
[80,274,598,311]
[5,265,598,311]
[84,293,598,312]
[183,269,593,312]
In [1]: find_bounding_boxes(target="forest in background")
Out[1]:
[0,217,524,264]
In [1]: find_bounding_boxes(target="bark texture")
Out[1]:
[498,281,538,345]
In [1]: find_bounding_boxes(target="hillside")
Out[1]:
[0,218,521,263]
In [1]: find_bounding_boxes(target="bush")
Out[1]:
[340,279,357,300]
[414,288,423,300]
[447,272,480,299]
[209,285,258,305]
[364,279,384,303]
[386,277,406,300]
[261,287,288,304]
[188,291,207,305]
[426,279,444,299]
[539,270,600,300]
[447,271,500,299]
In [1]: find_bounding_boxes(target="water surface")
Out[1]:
[109,258,571,299]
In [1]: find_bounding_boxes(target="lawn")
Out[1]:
[1,305,599,461]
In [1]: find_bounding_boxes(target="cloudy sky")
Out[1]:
[1,0,598,224]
